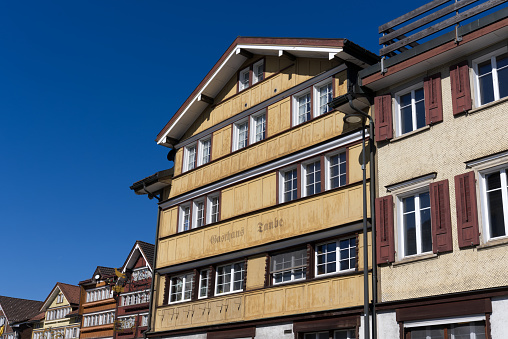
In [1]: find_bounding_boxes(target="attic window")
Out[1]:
[239,67,250,91]
[238,59,265,92]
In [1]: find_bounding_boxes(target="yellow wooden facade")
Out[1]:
[151,39,374,336]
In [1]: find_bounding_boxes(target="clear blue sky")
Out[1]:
[0,0,423,301]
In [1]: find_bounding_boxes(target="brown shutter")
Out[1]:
[306,243,314,279]
[264,254,270,287]
[374,95,393,141]
[449,61,472,115]
[455,172,480,248]
[375,195,395,264]
[430,179,453,253]
[163,274,170,304]
[424,73,443,124]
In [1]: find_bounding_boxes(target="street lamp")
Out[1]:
[329,94,377,339]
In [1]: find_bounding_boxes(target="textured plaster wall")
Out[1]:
[255,323,293,339]
[377,53,508,302]
[490,296,508,339]
[376,311,399,339]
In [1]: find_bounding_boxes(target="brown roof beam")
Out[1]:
[278,50,296,61]
[236,48,253,59]
[198,94,214,105]
[379,0,450,33]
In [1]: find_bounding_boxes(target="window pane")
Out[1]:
[497,53,508,99]
[421,207,432,253]
[306,161,321,196]
[403,196,417,256]
[415,100,426,129]
[486,172,506,238]
[401,105,413,134]
[478,59,494,104]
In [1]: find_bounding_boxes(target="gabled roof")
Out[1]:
[28,312,45,322]
[94,266,116,278]
[120,240,155,272]
[0,296,43,325]
[40,283,80,311]
[156,36,378,146]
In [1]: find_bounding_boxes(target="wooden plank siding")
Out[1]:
[157,182,369,268]
[154,272,370,332]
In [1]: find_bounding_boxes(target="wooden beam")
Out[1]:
[236,48,253,59]
[198,94,214,105]
[380,0,507,56]
[379,0,450,33]
[380,0,479,45]
[164,137,179,148]
[278,50,296,61]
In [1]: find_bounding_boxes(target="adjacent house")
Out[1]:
[0,296,42,339]
[132,37,380,338]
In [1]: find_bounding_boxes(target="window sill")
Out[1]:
[390,125,430,143]
[477,236,508,251]
[392,252,437,267]
[468,96,508,115]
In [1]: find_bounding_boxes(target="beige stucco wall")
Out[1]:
[376,54,508,302]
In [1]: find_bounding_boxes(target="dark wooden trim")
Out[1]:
[345,146,350,185]
[296,163,302,200]
[163,274,170,305]
[175,206,180,234]
[263,254,270,288]
[191,269,198,301]
[243,257,248,291]
[207,326,255,339]
[276,169,280,205]
[209,133,214,163]
[486,313,492,339]
[395,298,492,322]
[379,0,449,33]
[218,190,222,223]
[208,265,215,298]
[293,315,359,332]
[399,322,404,339]
[229,122,234,154]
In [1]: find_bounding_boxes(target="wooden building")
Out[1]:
[132,37,380,338]
[30,283,81,339]
[0,296,42,339]
[339,1,508,338]
[114,241,154,339]
[79,267,117,339]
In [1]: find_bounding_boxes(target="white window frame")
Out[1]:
[169,273,194,304]
[232,118,249,151]
[313,78,333,118]
[250,110,266,144]
[271,248,307,285]
[179,203,191,232]
[473,46,508,107]
[252,59,264,85]
[183,144,197,172]
[215,262,245,296]
[315,237,356,277]
[197,138,211,166]
[292,89,312,126]
[478,164,508,241]
[301,158,322,198]
[279,166,298,203]
[239,67,250,91]
[325,151,347,190]
[193,198,205,228]
[198,269,210,299]
[394,83,425,137]
[207,193,220,224]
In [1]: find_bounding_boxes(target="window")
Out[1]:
[233,119,249,151]
[239,67,250,91]
[238,59,264,92]
[179,204,191,232]
[294,91,311,125]
[304,329,356,339]
[198,269,209,298]
[302,159,322,197]
[405,321,485,339]
[252,59,264,85]
[398,190,432,257]
[132,268,152,281]
[250,111,266,143]
[141,314,149,327]
[184,144,197,172]
[326,152,346,190]
[316,237,356,276]
[57,293,63,303]
[314,81,333,117]
[193,199,205,228]
[215,262,245,295]
[473,47,508,106]
[271,249,307,284]
[480,166,508,240]
[83,311,115,327]
[169,273,194,303]
[198,138,211,166]
[280,167,298,203]
[395,85,426,136]
[207,193,220,224]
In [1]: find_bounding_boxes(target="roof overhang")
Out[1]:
[359,7,508,91]
[156,37,378,147]
[40,285,62,312]
[121,242,153,273]
[130,169,173,196]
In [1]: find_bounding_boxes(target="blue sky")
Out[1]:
[0,0,423,301]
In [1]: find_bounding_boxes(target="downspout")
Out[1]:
[347,94,377,339]
[144,206,162,339]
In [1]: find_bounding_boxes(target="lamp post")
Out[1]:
[342,97,376,339]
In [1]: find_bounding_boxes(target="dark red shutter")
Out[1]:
[376,195,395,264]
[455,172,480,248]
[163,274,170,304]
[430,179,453,253]
[374,95,393,141]
[449,61,472,115]
[424,73,443,124]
